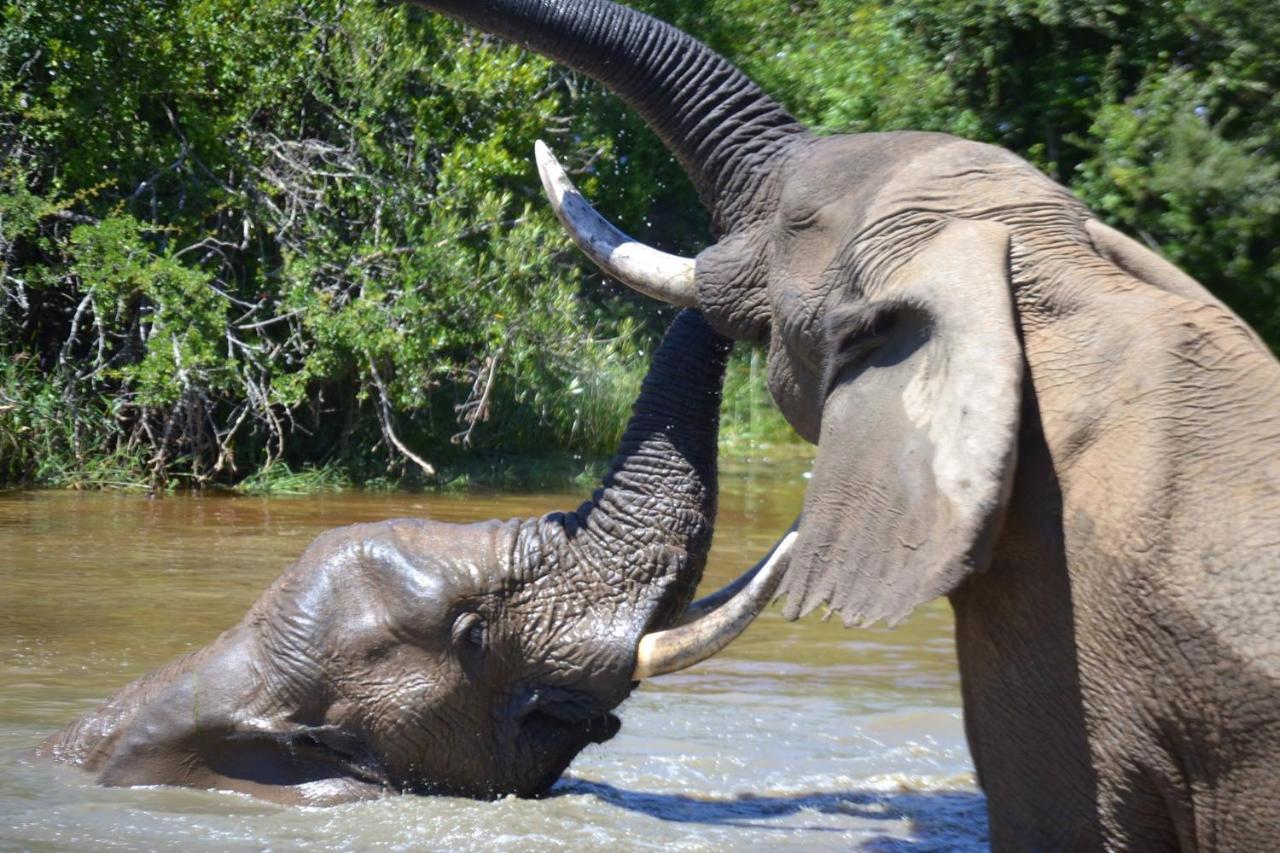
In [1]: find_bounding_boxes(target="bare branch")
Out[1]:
[367,355,436,477]
[235,308,305,332]
[58,292,94,368]
[452,347,503,448]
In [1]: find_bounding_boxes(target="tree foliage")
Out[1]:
[0,0,658,487]
[1,0,1276,488]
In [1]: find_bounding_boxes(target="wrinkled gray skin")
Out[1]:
[411,1,1280,847]
[41,310,731,805]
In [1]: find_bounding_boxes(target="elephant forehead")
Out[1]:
[283,519,513,637]
[773,132,960,241]
[765,136,958,338]
[334,518,509,588]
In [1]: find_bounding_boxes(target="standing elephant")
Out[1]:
[40,310,791,804]
[409,1,1280,847]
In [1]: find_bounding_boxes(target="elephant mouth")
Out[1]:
[523,707,622,750]
[518,687,622,746]
[520,714,620,799]
[504,687,620,798]
[286,724,391,790]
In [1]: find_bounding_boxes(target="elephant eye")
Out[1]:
[838,309,896,353]
[822,307,901,399]
[451,612,486,652]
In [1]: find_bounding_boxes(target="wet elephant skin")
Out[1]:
[39,310,732,804]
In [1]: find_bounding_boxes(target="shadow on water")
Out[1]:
[554,777,988,849]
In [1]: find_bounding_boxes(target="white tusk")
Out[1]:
[674,519,801,626]
[633,532,798,680]
[534,140,698,308]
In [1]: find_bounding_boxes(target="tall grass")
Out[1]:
[719,345,798,452]
[483,337,799,462]
[234,464,354,496]
[0,359,153,490]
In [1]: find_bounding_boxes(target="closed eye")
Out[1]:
[822,308,899,399]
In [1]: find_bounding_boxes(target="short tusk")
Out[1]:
[534,140,698,308]
[633,532,798,680]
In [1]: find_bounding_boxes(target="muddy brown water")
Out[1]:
[0,454,987,850]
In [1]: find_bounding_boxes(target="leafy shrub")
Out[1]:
[0,0,653,487]
[1,0,1274,489]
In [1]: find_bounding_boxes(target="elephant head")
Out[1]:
[408,0,1275,626]
[40,310,794,804]
[406,0,1030,625]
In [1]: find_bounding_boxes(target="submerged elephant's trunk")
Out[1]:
[406,0,805,232]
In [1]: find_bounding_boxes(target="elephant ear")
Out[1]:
[781,219,1023,626]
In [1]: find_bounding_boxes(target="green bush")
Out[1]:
[0,0,664,488]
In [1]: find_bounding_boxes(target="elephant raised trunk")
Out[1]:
[515,309,731,657]
[514,309,791,690]
[409,0,806,233]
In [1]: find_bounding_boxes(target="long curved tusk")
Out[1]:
[534,140,698,308]
[675,518,802,626]
[633,531,798,680]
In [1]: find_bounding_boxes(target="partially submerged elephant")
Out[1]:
[412,0,1280,847]
[40,310,791,804]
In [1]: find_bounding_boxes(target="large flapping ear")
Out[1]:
[781,219,1023,626]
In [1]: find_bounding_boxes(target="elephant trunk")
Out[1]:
[406,0,806,233]
[595,308,730,624]
[528,310,730,633]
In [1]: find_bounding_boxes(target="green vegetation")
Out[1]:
[2,0,1275,490]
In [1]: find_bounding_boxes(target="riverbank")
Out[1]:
[0,346,808,494]
[232,439,815,496]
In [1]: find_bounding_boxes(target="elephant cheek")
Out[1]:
[766,343,823,444]
[694,234,771,343]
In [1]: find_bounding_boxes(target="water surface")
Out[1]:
[0,454,986,850]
